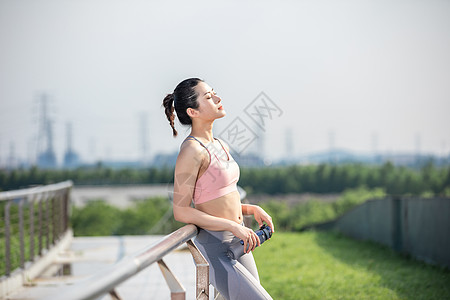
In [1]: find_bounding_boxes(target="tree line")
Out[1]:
[240,161,450,196]
[1,161,449,196]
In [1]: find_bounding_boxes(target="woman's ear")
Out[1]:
[186,107,199,118]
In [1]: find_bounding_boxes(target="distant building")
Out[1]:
[63,150,80,169]
[37,150,57,169]
[151,152,178,168]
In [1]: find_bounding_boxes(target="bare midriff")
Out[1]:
[195,190,243,224]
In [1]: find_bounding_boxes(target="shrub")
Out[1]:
[260,187,386,231]
[71,197,183,236]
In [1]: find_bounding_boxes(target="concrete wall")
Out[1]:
[330,197,450,268]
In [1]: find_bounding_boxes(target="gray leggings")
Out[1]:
[194,227,273,300]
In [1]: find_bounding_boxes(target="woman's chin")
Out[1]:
[217,110,226,118]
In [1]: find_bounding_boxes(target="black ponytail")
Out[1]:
[162,78,203,137]
[162,93,177,137]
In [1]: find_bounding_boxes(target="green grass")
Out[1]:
[253,231,450,300]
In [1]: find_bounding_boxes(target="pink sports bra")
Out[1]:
[186,136,240,205]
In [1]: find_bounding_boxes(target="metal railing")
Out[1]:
[0,180,72,278]
[44,185,248,299]
[1,182,240,299]
[46,224,209,300]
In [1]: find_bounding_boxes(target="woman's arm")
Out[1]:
[242,204,275,233]
[172,142,228,227]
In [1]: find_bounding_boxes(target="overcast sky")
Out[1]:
[1,0,449,165]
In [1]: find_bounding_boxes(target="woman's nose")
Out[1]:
[214,95,222,103]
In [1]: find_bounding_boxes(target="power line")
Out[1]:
[285,127,294,159]
[139,112,149,165]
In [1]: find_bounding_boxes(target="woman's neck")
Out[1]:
[190,120,214,143]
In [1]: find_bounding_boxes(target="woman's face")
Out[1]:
[193,81,226,121]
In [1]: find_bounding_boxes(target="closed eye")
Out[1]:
[205,89,216,99]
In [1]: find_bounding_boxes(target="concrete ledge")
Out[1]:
[0,229,73,299]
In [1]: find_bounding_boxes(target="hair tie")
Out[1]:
[172,93,176,106]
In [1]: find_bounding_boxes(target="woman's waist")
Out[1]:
[195,191,242,221]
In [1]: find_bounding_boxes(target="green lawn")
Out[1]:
[253,231,450,300]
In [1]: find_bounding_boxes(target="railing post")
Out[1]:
[63,189,69,231]
[52,195,57,244]
[30,195,35,262]
[108,289,122,300]
[186,239,209,300]
[5,200,11,276]
[38,195,43,255]
[19,198,25,269]
[60,191,65,237]
[45,195,50,249]
[157,259,186,300]
[59,192,64,239]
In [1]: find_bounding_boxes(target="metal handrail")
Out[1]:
[46,224,209,300]
[0,180,73,201]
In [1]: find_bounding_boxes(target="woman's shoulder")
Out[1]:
[174,139,208,172]
[178,138,209,160]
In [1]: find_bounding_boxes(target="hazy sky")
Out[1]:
[1,0,449,165]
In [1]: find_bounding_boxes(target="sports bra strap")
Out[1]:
[186,135,230,161]
[215,138,230,160]
[186,135,207,149]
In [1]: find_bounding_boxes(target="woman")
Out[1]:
[162,78,274,299]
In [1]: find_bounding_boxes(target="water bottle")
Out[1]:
[227,224,272,260]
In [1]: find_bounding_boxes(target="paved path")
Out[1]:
[6,235,211,300]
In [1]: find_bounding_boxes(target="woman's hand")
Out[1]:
[253,206,275,234]
[230,223,261,254]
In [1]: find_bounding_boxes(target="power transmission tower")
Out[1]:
[329,130,336,163]
[285,127,294,161]
[415,133,421,164]
[8,142,16,169]
[89,138,97,163]
[36,93,57,168]
[371,131,379,163]
[255,124,265,161]
[63,122,80,168]
[139,113,149,165]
